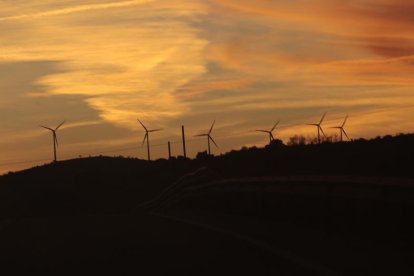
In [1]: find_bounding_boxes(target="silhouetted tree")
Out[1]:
[265,139,284,149]
[287,135,307,145]
[196,151,211,160]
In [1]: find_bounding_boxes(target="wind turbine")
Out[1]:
[195,120,218,155]
[331,115,349,142]
[256,121,280,144]
[40,120,65,162]
[307,113,327,144]
[138,119,162,161]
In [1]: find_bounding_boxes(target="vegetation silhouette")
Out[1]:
[0,133,413,274]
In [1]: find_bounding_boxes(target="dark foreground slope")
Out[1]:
[0,134,413,275]
[1,134,413,218]
[1,214,315,275]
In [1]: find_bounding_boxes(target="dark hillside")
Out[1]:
[206,134,414,178]
[0,134,413,220]
[0,134,413,274]
[0,157,197,219]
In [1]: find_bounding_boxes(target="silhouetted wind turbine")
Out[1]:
[40,120,65,162]
[307,113,327,144]
[331,115,349,142]
[256,121,280,144]
[138,119,162,161]
[195,120,218,155]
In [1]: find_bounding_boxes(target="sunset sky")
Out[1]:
[1,0,414,173]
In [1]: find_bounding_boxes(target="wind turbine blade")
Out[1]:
[307,124,318,126]
[40,125,54,131]
[255,130,269,133]
[148,128,163,133]
[319,126,327,138]
[209,136,218,148]
[330,126,341,129]
[270,133,275,140]
[55,120,66,130]
[342,115,348,127]
[319,112,327,124]
[271,120,280,132]
[137,119,147,131]
[142,133,148,146]
[342,128,350,140]
[194,133,208,137]
[208,120,216,134]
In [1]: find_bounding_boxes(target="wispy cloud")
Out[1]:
[0,0,154,21]
[0,0,208,129]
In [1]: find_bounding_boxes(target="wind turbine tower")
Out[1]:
[182,125,187,158]
[256,121,280,144]
[40,120,65,162]
[331,115,349,142]
[195,120,218,155]
[138,119,162,161]
[307,113,327,144]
